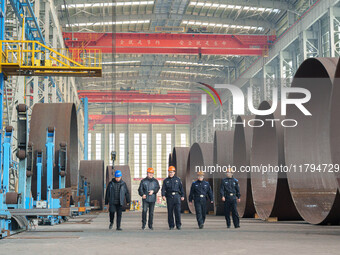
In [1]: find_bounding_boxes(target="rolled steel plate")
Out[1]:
[79,160,104,209]
[29,103,78,200]
[213,131,234,215]
[106,165,131,210]
[6,192,18,204]
[251,101,300,220]
[168,153,173,168]
[172,147,190,212]
[286,58,340,224]
[233,116,256,218]
[186,143,214,214]
[331,60,340,191]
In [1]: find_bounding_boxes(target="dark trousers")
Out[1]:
[142,201,155,228]
[194,199,207,226]
[224,199,239,227]
[109,203,123,228]
[166,196,181,228]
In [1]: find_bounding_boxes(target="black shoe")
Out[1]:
[109,223,113,230]
[142,226,145,230]
[176,226,181,230]
[149,227,154,230]
[235,226,240,229]
[116,227,122,231]
[199,224,204,229]
[227,225,231,228]
[169,227,174,230]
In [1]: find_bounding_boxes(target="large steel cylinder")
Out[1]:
[330,60,340,192]
[286,57,340,224]
[186,143,214,214]
[168,153,173,168]
[106,165,131,210]
[172,147,190,212]
[79,160,104,209]
[251,101,300,220]
[233,116,256,218]
[213,131,234,215]
[29,103,78,200]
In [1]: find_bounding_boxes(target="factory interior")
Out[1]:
[1,0,340,254]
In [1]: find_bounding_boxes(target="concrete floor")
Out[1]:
[1,209,340,255]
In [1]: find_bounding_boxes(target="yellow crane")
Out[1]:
[0,16,102,78]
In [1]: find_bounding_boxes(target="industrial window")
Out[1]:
[119,133,125,164]
[134,133,140,178]
[141,133,147,176]
[156,133,162,178]
[181,133,187,147]
[109,133,115,165]
[95,133,101,160]
[166,133,172,168]
[88,133,91,160]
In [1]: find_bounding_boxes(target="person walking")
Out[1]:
[105,170,130,231]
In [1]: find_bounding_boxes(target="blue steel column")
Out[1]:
[0,0,5,187]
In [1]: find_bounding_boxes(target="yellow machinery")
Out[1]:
[0,40,102,78]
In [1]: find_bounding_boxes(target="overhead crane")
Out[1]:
[63,32,276,56]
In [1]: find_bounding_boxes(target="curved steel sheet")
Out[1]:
[79,160,104,209]
[29,103,78,200]
[106,165,131,210]
[251,101,300,220]
[331,60,340,192]
[286,57,340,224]
[172,147,190,212]
[213,131,234,215]
[233,116,256,218]
[186,143,214,214]
[168,153,173,168]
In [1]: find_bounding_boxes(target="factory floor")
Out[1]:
[1,208,340,255]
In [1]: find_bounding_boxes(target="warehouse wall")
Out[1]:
[86,104,190,200]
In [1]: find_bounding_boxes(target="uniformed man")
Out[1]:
[220,168,240,229]
[189,171,213,229]
[161,166,185,230]
[138,167,160,230]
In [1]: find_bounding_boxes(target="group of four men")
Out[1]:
[104,166,240,230]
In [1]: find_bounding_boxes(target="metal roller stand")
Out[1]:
[29,103,78,201]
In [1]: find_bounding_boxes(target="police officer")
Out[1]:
[220,168,240,228]
[189,171,213,229]
[138,167,160,230]
[161,166,185,230]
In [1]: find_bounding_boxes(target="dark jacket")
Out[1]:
[138,177,160,203]
[189,180,213,202]
[105,179,130,207]
[161,176,185,198]
[220,177,240,200]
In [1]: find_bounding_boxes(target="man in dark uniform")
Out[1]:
[138,167,160,230]
[105,170,130,231]
[189,171,213,229]
[220,168,241,228]
[161,166,185,230]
